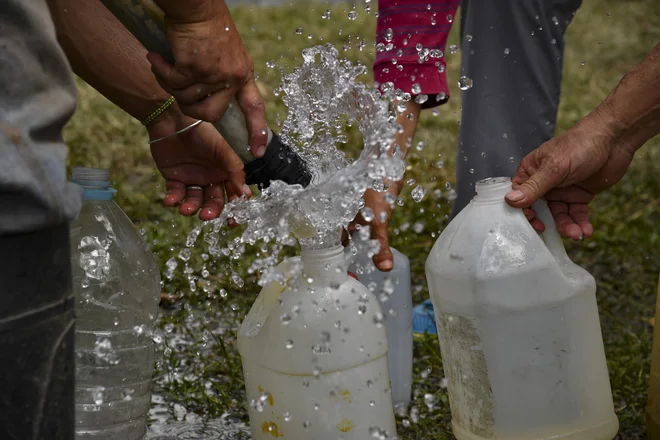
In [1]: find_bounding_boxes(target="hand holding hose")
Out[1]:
[149,0,268,157]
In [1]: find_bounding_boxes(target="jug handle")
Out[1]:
[532,199,569,263]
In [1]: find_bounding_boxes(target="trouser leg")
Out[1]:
[451,0,582,216]
[0,224,75,440]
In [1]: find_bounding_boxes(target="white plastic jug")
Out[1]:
[237,245,397,440]
[348,231,413,411]
[425,177,619,440]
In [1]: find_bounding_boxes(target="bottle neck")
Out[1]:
[473,177,512,204]
[70,167,117,201]
[300,245,348,288]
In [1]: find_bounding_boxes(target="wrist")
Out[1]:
[146,101,195,141]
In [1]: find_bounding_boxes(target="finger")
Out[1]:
[568,203,593,237]
[545,186,595,205]
[146,52,194,90]
[530,218,545,233]
[523,208,536,220]
[506,156,566,208]
[180,88,234,123]
[180,186,204,216]
[548,201,583,240]
[236,78,268,158]
[172,83,229,108]
[371,222,394,272]
[199,184,225,221]
[164,181,186,207]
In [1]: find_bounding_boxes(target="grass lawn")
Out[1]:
[65,0,660,438]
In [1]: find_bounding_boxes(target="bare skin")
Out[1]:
[149,0,268,157]
[47,0,249,220]
[348,100,421,271]
[506,43,660,238]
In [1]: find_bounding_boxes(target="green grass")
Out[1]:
[65,0,660,438]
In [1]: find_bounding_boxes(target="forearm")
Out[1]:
[393,101,422,159]
[153,0,229,23]
[47,0,173,124]
[591,43,660,152]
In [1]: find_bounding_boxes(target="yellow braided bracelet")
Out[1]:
[142,96,176,126]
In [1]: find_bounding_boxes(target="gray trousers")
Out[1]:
[0,1,81,438]
[451,0,583,217]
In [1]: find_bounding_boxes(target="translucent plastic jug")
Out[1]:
[348,231,413,411]
[425,177,619,440]
[237,245,397,439]
[69,168,161,439]
[646,273,660,440]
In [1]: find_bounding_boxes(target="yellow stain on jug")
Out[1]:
[257,386,275,406]
[262,421,284,437]
[338,389,353,403]
[336,418,355,432]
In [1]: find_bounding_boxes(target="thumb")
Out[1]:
[505,158,565,208]
[236,78,268,158]
[371,222,394,272]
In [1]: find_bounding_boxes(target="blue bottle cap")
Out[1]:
[412,299,437,335]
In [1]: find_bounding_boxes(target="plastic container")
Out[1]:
[238,245,397,439]
[646,273,660,440]
[425,177,619,440]
[69,168,161,440]
[348,232,413,410]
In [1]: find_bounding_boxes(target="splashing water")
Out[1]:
[185,44,404,280]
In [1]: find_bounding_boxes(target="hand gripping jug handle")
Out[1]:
[532,199,570,263]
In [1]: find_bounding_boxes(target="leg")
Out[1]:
[0,226,75,440]
[0,0,80,438]
[451,0,582,217]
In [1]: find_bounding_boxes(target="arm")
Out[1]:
[47,0,249,219]
[505,43,660,238]
[47,0,172,124]
[146,0,268,156]
[352,0,458,271]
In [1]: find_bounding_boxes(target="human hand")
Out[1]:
[148,114,251,221]
[505,115,636,239]
[348,181,403,272]
[147,0,268,157]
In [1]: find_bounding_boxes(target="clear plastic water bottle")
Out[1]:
[348,231,413,411]
[69,167,161,440]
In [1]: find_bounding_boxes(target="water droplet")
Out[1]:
[303,421,312,429]
[509,156,515,163]
[322,9,331,19]
[413,222,424,233]
[465,34,473,42]
[348,10,358,20]
[504,47,511,55]
[358,304,367,315]
[411,83,422,94]
[284,412,292,422]
[285,339,294,349]
[360,207,374,222]
[295,27,303,35]
[458,76,473,90]
[411,185,426,202]
[280,313,292,324]
[429,49,443,58]
[449,44,458,55]
[469,168,474,174]
[424,393,437,409]
[447,14,453,22]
